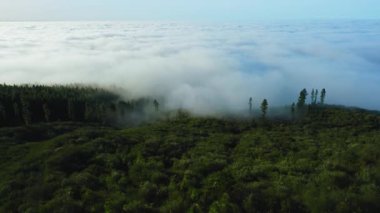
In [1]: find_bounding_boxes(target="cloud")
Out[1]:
[0,21,379,114]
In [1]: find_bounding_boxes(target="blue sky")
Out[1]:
[0,0,380,21]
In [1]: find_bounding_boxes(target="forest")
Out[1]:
[0,84,379,213]
[0,84,151,127]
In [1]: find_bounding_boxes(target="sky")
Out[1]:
[0,0,380,21]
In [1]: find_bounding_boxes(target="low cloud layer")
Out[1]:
[0,21,379,114]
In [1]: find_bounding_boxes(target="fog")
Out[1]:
[0,20,379,114]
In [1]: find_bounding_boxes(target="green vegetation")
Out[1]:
[0,85,379,212]
[260,99,268,118]
[297,88,308,109]
[0,84,150,126]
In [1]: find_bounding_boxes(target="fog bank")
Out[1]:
[0,21,379,114]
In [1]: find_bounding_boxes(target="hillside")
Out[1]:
[0,104,379,212]
[0,84,151,127]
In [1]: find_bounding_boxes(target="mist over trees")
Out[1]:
[0,99,379,212]
[0,84,332,128]
[0,84,151,127]
[0,83,380,213]
[246,88,328,121]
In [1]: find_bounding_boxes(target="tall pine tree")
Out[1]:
[261,99,268,118]
[314,89,319,104]
[321,88,326,104]
[297,89,308,109]
[249,97,253,115]
[311,89,315,104]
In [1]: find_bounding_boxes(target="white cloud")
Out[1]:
[0,21,379,114]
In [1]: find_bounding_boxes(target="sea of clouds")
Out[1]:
[0,20,379,114]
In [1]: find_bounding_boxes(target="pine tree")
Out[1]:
[311,89,315,104]
[297,89,308,109]
[261,99,268,118]
[314,89,319,104]
[321,88,326,104]
[249,97,253,115]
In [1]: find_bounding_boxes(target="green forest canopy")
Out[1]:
[0,84,379,212]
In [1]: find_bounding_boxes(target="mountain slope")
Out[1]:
[0,106,379,212]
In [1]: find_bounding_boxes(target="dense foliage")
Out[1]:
[0,102,379,212]
[0,84,149,126]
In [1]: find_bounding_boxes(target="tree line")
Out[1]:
[295,88,326,108]
[249,88,327,118]
[0,84,149,127]
[0,84,328,127]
